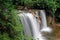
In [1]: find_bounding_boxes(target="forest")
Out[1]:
[0,0,60,40]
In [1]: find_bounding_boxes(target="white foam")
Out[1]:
[41,27,52,33]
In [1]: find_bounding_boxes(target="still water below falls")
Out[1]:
[19,10,53,40]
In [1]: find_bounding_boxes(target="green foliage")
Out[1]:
[45,0,57,13]
[20,0,57,13]
[0,0,23,40]
[19,0,60,21]
[13,0,60,13]
[56,0,60,8]
[0,33,11,40]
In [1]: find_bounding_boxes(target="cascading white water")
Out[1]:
[18,12,46,40]
[19,13,32,36]
[26,13,46,40]
[40,10,52,32]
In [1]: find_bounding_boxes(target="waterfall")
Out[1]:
[19,13,32,36]
[18,12,46,40]
[40,10,52,32]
